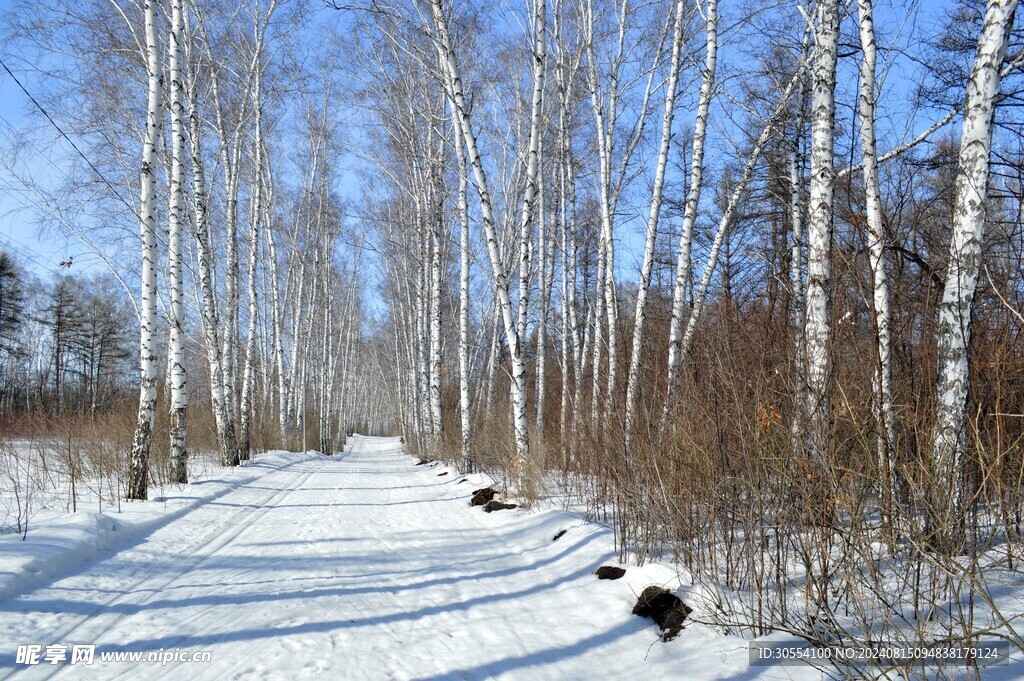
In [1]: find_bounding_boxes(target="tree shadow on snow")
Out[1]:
[4,531,608,623]
[25,544,612,660]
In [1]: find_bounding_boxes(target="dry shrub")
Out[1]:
[429,279,1024,678]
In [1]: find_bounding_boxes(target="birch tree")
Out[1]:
[430,0,533,469]
[582,0,662,425]
[931,0,1018,534]
[167,0,188,484]
[199,10,252,455]
[624,0,686,445]
[803,0,840,461]
[788,66,808,455]
[856,0,895,498]
[127,0,163,501]
[453,120,473,470]
[267,217,289,441]
[663,0,718,422]
[429,133,445,446]
[551,0,583,452]
[185,6,238,468]
[513,0,547,447]
[239,0,279,459]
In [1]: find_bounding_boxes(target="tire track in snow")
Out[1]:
[194,437,428,681]
[64,438,425,681]
[12,462,321,681]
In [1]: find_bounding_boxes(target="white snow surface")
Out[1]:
[0,449,322,603]
[0,436,825,680]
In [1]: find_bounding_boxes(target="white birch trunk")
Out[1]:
[267,222,288,441]
[514,0,547,448]
[591,230,605,425]
[454,123,473,471]
[662,0,718,424]
[167,0,188,484]
[624,0,686,445]
[286,260,306,446]
[431,0,531,469]
[565,122,583,451]
[535,167,552,437]
[583,0,611,427]
[318,236,334,453]
[602,221,618,421]
[185,12,236,468]
[429,153,444,445]
[932,0,1017,528]
[551,1,578,453]
[239,147,262,460]
[803,0,840,460]
[559,195,570,452]
[210,67,245,452]
[417,214,429,444]
[788,82,808,455]
[299,251,321,450]
[240,1,275,459]
[127,0,163,500]
[557,111,572,451]
[856,0,896,497]
[221,137,243,459]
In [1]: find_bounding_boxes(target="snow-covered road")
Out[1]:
[0,436,790,680]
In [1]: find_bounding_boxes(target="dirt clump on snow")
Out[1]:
[483,500,517,512]
[595,566,625,580]
[470,488,497,506]
[631,586,692,641]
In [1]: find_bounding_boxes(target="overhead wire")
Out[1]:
[0,56,142,223]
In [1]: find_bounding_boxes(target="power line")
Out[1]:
[0,57,142,222]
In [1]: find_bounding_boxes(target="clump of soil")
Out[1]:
[483,500,517,513]
[595,566,625,580]
[632,586,692,641]
[552,529,567,542]
[470,488,497,506]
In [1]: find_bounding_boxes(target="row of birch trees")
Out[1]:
[353,0,1018,507]
[126,0,380,498]
[344,0,1024,663]
[3,0,377,499]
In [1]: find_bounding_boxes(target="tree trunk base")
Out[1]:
[127,403,154,500]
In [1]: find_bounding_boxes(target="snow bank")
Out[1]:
[0,450,321,602]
